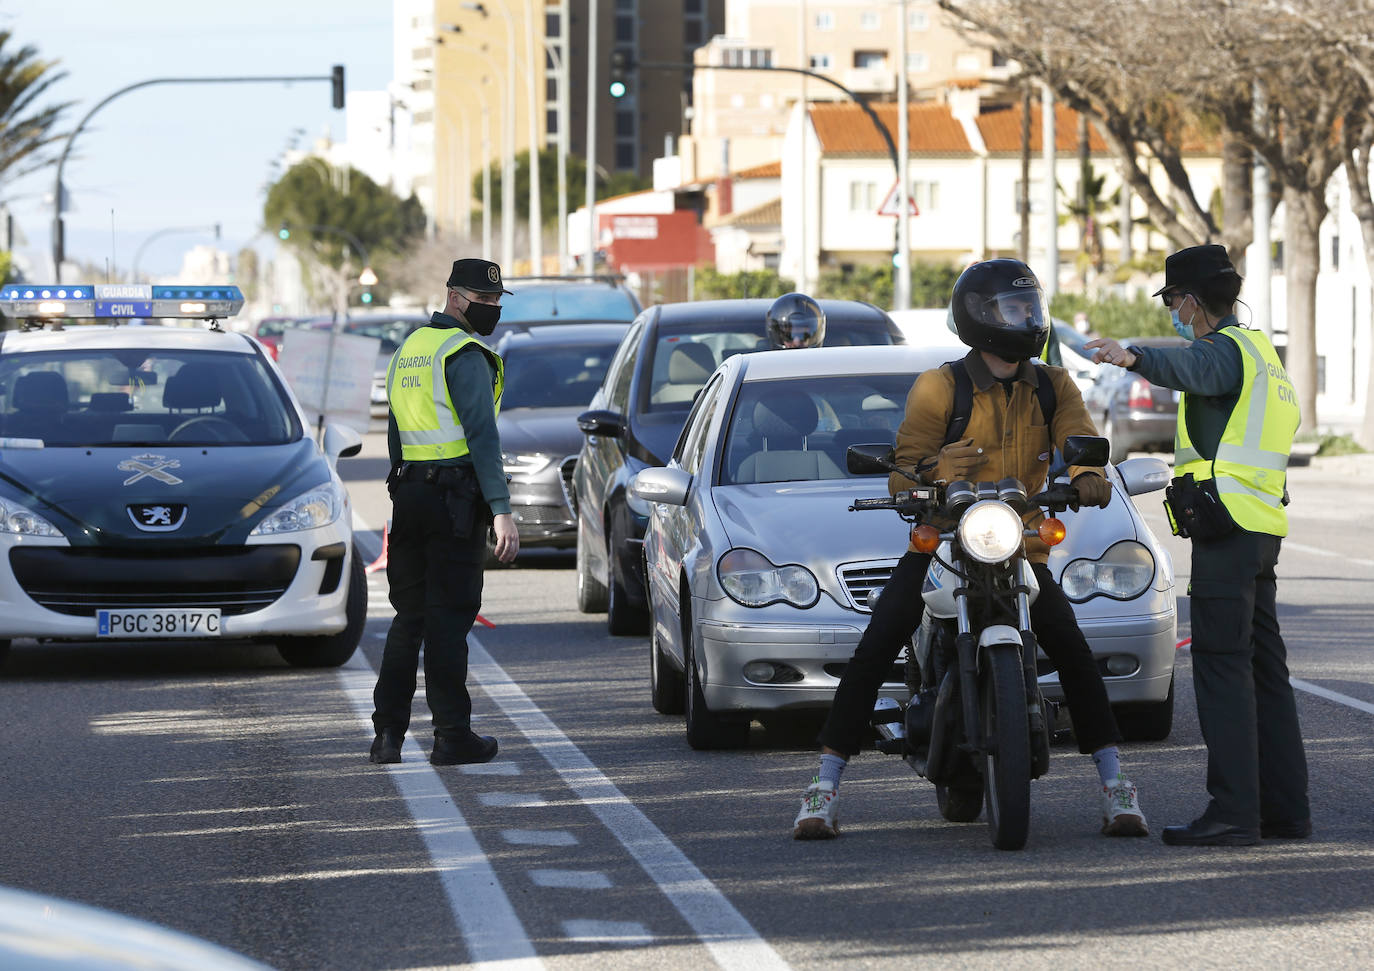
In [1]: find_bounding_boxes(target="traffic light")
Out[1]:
[360,290,373,304]
[278,222,291,241]
[609,50,631,99]
[331,64,345,110]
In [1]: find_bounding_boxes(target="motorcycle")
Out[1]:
[846,435,1110,850]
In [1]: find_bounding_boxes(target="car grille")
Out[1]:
[558,455,578,515]
[10,546,301,617]
[837,559,900,613]
[514,505,575,527]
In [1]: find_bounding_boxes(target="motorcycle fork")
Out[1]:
[1014,560,1050,776]
[953,580,983,755]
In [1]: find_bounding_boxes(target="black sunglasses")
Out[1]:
[1160,291,1188,309]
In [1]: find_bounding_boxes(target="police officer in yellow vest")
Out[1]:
[369,258,519,767]
[1087,244,1309,846]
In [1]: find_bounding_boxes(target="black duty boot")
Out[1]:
[369,729,404,764]
[430,733,498,766]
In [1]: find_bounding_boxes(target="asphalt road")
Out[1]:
[1,433,1371,969]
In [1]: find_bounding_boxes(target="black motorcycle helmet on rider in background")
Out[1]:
[949,259,1050,363]
[765,292,826,349]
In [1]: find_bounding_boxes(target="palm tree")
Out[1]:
[0,30,72,185]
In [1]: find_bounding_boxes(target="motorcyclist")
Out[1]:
[766,292,826,349]
[792,259,1149,840]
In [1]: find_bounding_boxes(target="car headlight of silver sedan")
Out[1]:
[1060,540,1156,602]
[957,500,1024,564]
[249,480,346,535]
[502,452,553,477]
[0,495,62,537]
[718,548,819,608]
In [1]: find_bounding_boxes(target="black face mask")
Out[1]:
[464,301,501,336]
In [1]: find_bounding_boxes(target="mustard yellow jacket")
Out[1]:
[889,350,1106,563]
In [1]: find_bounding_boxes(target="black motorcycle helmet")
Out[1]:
[949,259,1050,362]
[765,292,826,349]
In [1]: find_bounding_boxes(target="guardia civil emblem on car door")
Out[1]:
[117,453,183,485]
[127,503,189,532]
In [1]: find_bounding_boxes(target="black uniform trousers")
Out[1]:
[821,551,1122,758]
[1188,527,1309,828]
[372,477,486,740]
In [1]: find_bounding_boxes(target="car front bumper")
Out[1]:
[1038,607,1177,705]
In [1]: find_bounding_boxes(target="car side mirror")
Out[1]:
[577,409,625,438]
[1061,435,1110,467]
[323,422,363,462]
[846,444,896,476]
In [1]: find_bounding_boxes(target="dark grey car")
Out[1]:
[1082,336,1189,463]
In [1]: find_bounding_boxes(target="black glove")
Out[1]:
[1072,472,1112,509]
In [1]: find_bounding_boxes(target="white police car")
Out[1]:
[0,284,364,668]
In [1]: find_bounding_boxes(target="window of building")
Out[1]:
[955,52,982,73]
[616,110,635,137]
[615,14,634,43]
[909,10,930,30]
[849,180,878,211]
[1013,180,1044,215]
[723,47,772,68]
[814,11,834,30]
[546,12,560,38]
[992,50,1009,67]
[411,45,433,60]
[685,0,703,11]
[615,142,636,170]
[906,51,929,73]
[615,0,634,8]
[547,109,558,135]
[413,109,433,125]
[860,11,879,29]
[809,53,832,70]
[854,50,886,70]
[411,77,433,92]
[910,180,939,211]
[546,78,557,101]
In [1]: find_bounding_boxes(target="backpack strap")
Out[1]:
[1030,359,1058,431]
[942,359,973,446]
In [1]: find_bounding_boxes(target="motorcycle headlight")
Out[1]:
[957,500,1024,564]
[502,452,553,477]
[1061,540,1156,602]
[249,480,346,535]
[718,548,819,608]
[0,495,62,537]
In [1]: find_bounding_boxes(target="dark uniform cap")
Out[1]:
[1152,244,1237,297]
[447,258,513,294]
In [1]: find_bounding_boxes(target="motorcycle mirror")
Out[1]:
[846,444,896,476]
[1060,435,1110,467]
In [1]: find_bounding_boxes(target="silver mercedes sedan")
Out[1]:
[630,345,1178,750]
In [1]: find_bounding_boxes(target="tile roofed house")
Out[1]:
[976,103,1110,154]
[809,102,975,157]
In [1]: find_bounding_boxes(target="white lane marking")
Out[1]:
[561,920,653,946]
[503,829,579,846]
[469,637,791,971]
[1290,678,1374,716]
[1281,541,1374,570]
[479,792,550,808]
[337,657,541,970]
[530,869,614,890]
[460,761,523,776]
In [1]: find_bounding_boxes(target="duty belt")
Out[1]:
[397,463,472,486]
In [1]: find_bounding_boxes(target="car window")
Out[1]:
[606,323,644,412]
[500,340,622,409]
[721,374,912,485]
[676,374,725,475]
[0,348,301,446]
[497,284,638,324]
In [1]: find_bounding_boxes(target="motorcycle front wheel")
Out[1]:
[981,643,1031,850]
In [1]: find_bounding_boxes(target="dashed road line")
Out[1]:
[478,792,550,808]
[562,920,653,946]
[530,869,614,890]
[503,829,579,847]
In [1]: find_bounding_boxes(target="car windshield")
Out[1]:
[721,374,913,484]
[0,348,301,446]
[497,285,638,323]
[645,318,898,414]
[500,340,622,409]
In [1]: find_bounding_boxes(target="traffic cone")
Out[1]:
[365,520,391,574]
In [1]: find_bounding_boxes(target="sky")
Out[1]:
[1,0,394,281]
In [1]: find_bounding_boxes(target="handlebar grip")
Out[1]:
[852,497,896,510]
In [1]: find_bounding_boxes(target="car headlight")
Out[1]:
[0,495,62,537]
[718,548,819,608]
[1061,540,1156,602]
[502,452,553,477]
[249,480,346,535]
[957,500,1024,564]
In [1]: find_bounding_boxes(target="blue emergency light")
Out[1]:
[0,284,245,320]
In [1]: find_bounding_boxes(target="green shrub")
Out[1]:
[693,267,795,299]
[1314,433,1366,456]
[1050,292,1172,340]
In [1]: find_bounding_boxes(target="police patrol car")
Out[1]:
[0,283,365,668]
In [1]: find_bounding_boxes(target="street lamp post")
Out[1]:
[131,223,221,282]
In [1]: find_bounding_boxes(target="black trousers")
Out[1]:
[371,479,487,739]
[821,551,1122,758]
[1189,527,1309,828]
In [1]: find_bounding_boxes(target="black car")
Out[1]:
[572,298,906,635]
[493,323,629,553]
[1081,335,1190,463]
[487,275,641,345]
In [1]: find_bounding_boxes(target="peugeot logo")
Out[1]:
[127,503,188,532]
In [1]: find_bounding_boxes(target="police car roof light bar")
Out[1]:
[0,284,245,322]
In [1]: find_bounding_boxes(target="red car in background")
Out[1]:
[245,316,322,360]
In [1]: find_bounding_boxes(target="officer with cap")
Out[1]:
[1088,244,1309,846]
[369,258,519,766]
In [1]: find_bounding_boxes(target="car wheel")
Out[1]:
[1104,412,1129,465]
[606,515,649,636]
[276,546,366,668]
[575,516,608,613]
[650,617,685,715]
[1114,674,1175,742]
[683,604,749,750]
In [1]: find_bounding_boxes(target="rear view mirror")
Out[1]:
[130,369,158,387]
[846,444,896,476]
[1061,435,1110,467]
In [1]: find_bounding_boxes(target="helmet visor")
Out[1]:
[983,288,1047,330]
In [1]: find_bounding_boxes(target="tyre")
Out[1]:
[575,516,608,613]
[1115,674,1175,742]
[650,613,685,715]
[936,782,984,822]
[277,547,366,668]
[981,643,1031,850]
[683,605,749,750]
[606,515,649,636]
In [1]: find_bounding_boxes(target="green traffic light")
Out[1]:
[278,226,290,240]
[361,291,373,304]
[609,81,626,98]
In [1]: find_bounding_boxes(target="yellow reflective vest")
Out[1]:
[387,327,504,462]
[1173,327,1299,536]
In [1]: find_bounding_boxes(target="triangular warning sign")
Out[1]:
[877,181,920,217]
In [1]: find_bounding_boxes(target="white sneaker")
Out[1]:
[793,778,840,840]
[1101,776,1149,837]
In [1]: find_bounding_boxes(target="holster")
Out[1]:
[396,463,490,539]
[1163,473,1236,541]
